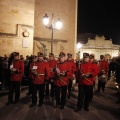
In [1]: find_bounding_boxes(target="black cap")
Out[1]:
[67,53,72,58]
[13,52,19,56]
[100,55,104,59]
[89,54,94,59]
[32,55,37,59]
[83,53,89,58]
[49,53,54,57]
[59,52,65,57]
[38,52,44,57]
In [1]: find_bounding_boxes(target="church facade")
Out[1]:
[0,0,78,58]
[77,35,120,60]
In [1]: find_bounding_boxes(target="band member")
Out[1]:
[26,55,37,95]
[29,52,50,107]
[66,53,76,99]
[75,53,99,112]
[46,53,57,99]
[89,54,99,101]
[54,52,72,109]
[6,52,24,105]
[98,55,109,92]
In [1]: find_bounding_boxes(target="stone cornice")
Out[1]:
[18,24,34,29]
[81,47,119,50]
[34,37,68,43]
[0,32,16,37]
[0,24,34,37]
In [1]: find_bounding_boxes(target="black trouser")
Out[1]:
[2,69,8,89]
[8,81,20,102]
[77,85,92,109]
[32,84,45,104]
[118,90,120,100]
[68,79,72,96]
[89,81,95,101]
[27,78,33,94]
[98,80,105,92]
[6,70,11,88]
[55,85,67,107]
[45,80,55,97]
[108,70,111,79]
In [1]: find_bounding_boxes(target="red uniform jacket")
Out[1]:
[99,60,109,72]
[67,59,77,79]
[78,62,99,85]
[54,62,72,87]
[29,62,38,79]
[48,60,58,78]
[33,61,50,84]
[10,60,24,81]
[91,62,100,81]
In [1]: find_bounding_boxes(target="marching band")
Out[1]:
[0,51,116,111]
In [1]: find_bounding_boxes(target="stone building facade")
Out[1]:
[0,0,35,56]
[0,0,78,58]
[77,35,120,60]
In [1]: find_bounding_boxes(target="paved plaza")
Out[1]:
[0,76,120,120]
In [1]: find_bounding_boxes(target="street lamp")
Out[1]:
[77,42,82,60]
[43,13,62,53]
[77,43,82,52]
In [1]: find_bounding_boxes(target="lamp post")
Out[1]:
[43,13,62,53]
[77,43,82,60]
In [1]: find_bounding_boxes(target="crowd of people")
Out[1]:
[0,51,120,112]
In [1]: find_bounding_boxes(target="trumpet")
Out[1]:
[31,69,38,76]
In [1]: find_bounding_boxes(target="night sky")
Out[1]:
[77,0,120,44]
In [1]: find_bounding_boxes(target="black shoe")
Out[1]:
[13,101,19,104]
[67,95,70,99]
[115,100,120,104]
[89,99,92,102]
[115,92,119,95]
[6,101,13,105]
[96,90,100,93]
[1,87,6,91]
[45,93,49,97]
[59,106,64,109]
[29,103,36,107]
[51,97,54,101]
[26,92,32,96]
[74,108,82,112]
[38,103,43,107]
[84,108,89,111]
[53,104,59,108]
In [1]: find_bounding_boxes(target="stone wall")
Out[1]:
[0,0,35,57]
[34,0,78,58]
[79,36,119,60]
[0,0,78,58]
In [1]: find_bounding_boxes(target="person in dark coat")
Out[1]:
[115,57,120,104]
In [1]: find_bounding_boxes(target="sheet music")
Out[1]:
[32,66,38,70]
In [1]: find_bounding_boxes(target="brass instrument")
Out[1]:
[31,69,38,76]
[81,74,93,84]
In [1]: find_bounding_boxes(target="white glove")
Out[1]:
[56,67,60,74]
[11,68,16,72]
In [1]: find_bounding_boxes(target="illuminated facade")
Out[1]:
[77,35,119,60]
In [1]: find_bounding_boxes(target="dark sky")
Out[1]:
[77,0,120,44]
